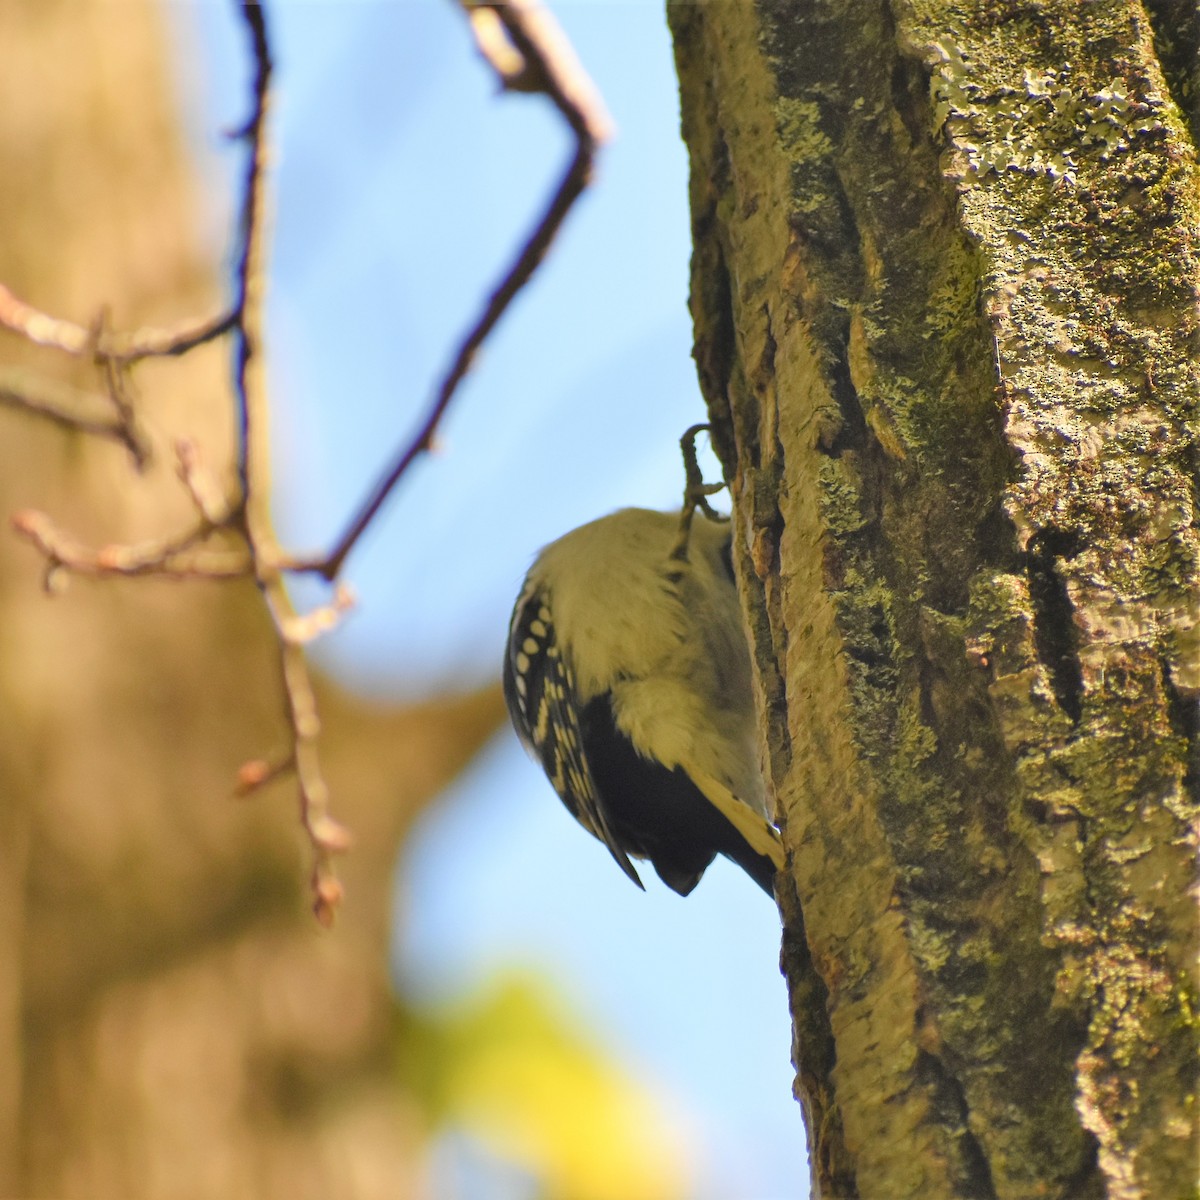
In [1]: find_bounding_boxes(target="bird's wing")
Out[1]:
[686,767,785,870]
[504,583,645,889]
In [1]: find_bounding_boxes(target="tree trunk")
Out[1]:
[669,3,1198,1198]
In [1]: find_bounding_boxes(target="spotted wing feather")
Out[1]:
[503,581,644,888]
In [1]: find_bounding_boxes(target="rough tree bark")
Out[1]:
[669,3,1197,1199]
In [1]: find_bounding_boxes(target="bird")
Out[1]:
[503,506,783,896]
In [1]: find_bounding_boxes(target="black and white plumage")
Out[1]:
[503,507,783,896]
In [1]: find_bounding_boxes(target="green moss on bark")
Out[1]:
[671,1,1198,1197]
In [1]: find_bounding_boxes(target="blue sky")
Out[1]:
[169,3,807,1196]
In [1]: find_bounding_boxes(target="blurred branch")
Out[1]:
[97,328,154,469]
[10,507,251,584]
[2,0,609,926]
[223,0,354,928]
[0,368,129,445]
[3,0,353,925]
[10,439,246,587]
[0,355,159,471]
[286,0,612,581]
[0,280,236,363]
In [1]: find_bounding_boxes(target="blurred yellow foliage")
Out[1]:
[397,973,692,1200]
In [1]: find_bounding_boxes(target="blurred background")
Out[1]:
[0,2,804,1197]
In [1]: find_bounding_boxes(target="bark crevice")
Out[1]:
[1025,528,1086,724]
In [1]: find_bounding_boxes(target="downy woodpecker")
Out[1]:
[503,507,783,896]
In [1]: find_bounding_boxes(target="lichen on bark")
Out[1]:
[669,2,1198,1197]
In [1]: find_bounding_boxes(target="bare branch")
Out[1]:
[175,438,236,527]
[0,282,91,355]
[0,369,129,444]
[10,509,251,582]
[4,0,611,928]
[279,584,356,646]
[0,281,235,363]
[289,0,612,582]
[116,309,238,363]
[228,0,348,926]
[229,0,273,516]
[465,7,526,83]
[234,754,294,796]
[487,0,613,144]
[97,328,154,469]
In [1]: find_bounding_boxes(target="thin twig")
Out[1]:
[0,283,91,354]
[117,309,239,363]
[0,281,236,363]
[235,754,295,796]
[175,438,236,527]
[286,0,612,582]
[279,584,356,645]
[487,0,613,143]
[0,369,129,444]
[10,509,251,582]
[230,0,272,516]
[9,440,246,584]
[98,324,153,469]
[229,0,349,928]
[4,0,609,929]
